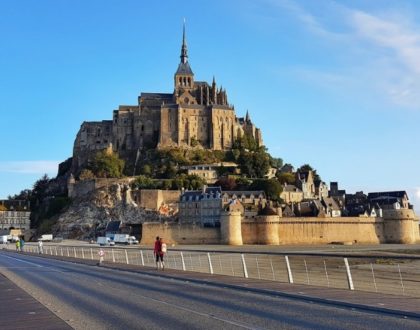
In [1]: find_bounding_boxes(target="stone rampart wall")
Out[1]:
[140,215,419,245]
[141,222,220,245]
[274,217,384,244]
[69,178,136,198]
[136,190,181,210]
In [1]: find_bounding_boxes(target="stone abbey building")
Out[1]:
[72,26,262,174]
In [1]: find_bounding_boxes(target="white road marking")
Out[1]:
[0,254,44,267]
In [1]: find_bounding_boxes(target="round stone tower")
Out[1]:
[256,215,280,245]
[220,210,243,245]
[382,209,419,244]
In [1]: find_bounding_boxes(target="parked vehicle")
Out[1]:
[97,237,115,246]
[0,235,8,244]
[113,234,139,245]
[39,234,53,242]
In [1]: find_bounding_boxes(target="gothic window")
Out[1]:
[184,97,189,104]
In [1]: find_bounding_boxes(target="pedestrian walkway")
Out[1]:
[0,273,73,330]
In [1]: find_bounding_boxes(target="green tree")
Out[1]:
[133,175,155,189]
[141,164,152,176]
[277,172,295,185]
[250,178,283,202]
[79,169,95,180]
[90,150,125,178]
[215,177,237,191]
[239,148,270,178]
[297,164,321,182]
[269,156,283,169]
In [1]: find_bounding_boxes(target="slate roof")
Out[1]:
[181,186,222,201]
[176,62,194,75]
[368,191,408,199]
[222,191,266,198]
[283,184,301,192]
[322,197,341,211]
[140,93,173,99]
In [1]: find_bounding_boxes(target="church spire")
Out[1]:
[180,19,188,64]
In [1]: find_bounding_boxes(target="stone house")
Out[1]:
[322,197,342,217]
[178,187,222,227]
[295,170,315,199]
[280,184,303,204]
[0,200,31,231]
[315,181,329,200]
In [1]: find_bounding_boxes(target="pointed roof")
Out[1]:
[175,20,194,76]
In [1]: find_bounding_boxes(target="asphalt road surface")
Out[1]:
[0,252,419,330]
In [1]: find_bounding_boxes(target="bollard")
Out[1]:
[112,249,115,263]
[207,253,214,274]
[90,248,94,260]
[73,247,77,258]
[81,248,85,259]
[285,256,294,284]
[125,249,129,264]
[241,254,248,278]
[67,247,70,257]
[181,252,186,271]
[344,258,354,290]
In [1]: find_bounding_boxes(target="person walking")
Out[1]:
[160,237,167,270]
[154,236,163,270]
[20,237,25,252]
[38,240,43,254]
[98,249,105,266]
[15,239,20,252]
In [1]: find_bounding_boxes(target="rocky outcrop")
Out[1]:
[53,183,176,239]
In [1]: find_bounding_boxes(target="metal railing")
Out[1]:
[4,243,420,297]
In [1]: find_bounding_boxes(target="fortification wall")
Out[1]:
[136,190,181,210]
[140,214,419,245]
[141,222,220,245]
[276,217,384,244]
[68,178,135,198]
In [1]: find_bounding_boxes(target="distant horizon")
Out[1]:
[1,0,419,214]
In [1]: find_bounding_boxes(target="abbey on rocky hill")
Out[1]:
[72,24,262,174]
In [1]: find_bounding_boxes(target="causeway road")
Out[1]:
[1,251,420,329]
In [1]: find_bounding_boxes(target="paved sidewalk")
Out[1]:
[0,273,73,330]
[3,250,420,325]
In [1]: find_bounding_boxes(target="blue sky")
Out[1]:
[1,0,419,211]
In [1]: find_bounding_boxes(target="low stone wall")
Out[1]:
[141,222,220,245]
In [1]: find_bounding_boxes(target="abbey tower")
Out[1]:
[71,24,263,175]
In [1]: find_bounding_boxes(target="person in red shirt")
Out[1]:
[154,236,163,270]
